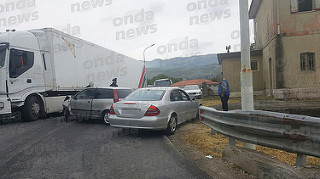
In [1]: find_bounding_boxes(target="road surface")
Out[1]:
[0,117,212,179]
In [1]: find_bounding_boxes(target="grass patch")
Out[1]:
[200,95,277,107]
[185,123,320,166]
[200,97,241,107]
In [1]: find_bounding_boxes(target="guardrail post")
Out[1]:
[296,154,306,167]
[229,137,236,146]
[211,129,217,135]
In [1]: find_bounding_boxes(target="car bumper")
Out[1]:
[0,97,11,115]
[108,115,168,130]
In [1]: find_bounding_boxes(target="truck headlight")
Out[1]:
[0,102,4,109]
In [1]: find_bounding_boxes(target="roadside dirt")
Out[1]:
[169,121,320,179]
[168,121,256,179]
[169,98,320,178]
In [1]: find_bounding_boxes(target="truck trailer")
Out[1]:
[0,28,146,122]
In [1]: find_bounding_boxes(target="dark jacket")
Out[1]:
[110,83,118,87]
[218,79,230,96]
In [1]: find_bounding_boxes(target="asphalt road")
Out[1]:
[0,117,212,179]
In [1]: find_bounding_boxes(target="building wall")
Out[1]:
[261,40,277,95]
[281,34,320,88]
[279,0,320,34]
[253,0,320,98]
[254,0,275,50]
[221,55,264,96]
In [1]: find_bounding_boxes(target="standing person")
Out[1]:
[218,78,230,111]
[86,82,94,88]
[110,78,118,87]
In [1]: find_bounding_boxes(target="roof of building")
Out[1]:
[171,79,219,87]
[217,50,263,64]
[249,0,262,19]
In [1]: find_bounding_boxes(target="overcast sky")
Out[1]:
[0,0,254,61]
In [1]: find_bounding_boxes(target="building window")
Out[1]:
[251,61,258,71]
[291,0,318,13]
[299,0,313,12]
[300,53,315,71]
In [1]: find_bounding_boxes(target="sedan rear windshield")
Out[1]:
[125,90,166,101]
[116,89,134,98]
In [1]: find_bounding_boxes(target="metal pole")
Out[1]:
[296,154,306,167]
[143,44,155,87]
[239,0,256,150]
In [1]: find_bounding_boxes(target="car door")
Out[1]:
[7,48,45,100]
[179,90,196,120]
[71,88,95,119]
[170,89,187,124]
[91,88,114,119]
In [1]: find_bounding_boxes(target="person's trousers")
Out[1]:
[220,95,229,111]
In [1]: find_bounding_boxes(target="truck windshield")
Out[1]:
[0,43,8,68]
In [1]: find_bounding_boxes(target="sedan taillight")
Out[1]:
[113,89,119,103]
[110,105,115,115]
[144,105,160,116]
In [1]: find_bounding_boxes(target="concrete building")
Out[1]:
[218,0,320,99]
[218,50,264,97]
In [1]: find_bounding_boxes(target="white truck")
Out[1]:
[0,28,146,122]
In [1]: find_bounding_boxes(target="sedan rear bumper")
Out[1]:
[108,115,168,130]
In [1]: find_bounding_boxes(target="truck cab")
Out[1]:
[0,30,46,121]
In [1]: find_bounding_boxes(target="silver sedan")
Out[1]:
[108,87,200,135]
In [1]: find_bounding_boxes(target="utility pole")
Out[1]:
[143,44,155,87]
[239,0,256,150]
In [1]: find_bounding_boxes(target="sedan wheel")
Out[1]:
[166,116,177,135]
[102,111,110,124]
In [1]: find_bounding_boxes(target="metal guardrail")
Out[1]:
[199,106,320,166]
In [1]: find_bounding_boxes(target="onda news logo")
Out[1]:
[0,0,39,27]
[71,0,112,13]
[113,9,157,40]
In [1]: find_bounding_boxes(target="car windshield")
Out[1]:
[116,89,134,98]
[184,85,200,90]
[0,44,7,68]
[125,90,166,101]
[154,80,171,87]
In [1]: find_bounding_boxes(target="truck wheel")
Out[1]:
[102,111,109,125]
[166,116,177,135]
[23,96,41,122]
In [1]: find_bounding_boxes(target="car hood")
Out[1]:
[184,90,201,93]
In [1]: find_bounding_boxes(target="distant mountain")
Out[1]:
[145,54,221,80]
[145,54,219,69]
